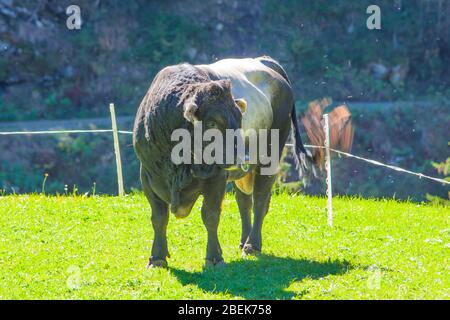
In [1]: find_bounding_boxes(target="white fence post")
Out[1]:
[110,103,125,196]
[323,114,333,226]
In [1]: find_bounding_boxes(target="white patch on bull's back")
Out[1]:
[198,58,275,137]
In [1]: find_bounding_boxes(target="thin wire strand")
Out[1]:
[0,130,447,186]
[0,129,113,135]
[286,143,449,185]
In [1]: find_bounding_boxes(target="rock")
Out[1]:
[198,53,208,63]
[0,5,17,18]
[369,63,389,80]
[347,23,354,34]
[389,64,408,85]
[0,0,13,6]
[215,23,224,31]
[186,47,197,60]
[62,66,76,78]
[0,40,9,52]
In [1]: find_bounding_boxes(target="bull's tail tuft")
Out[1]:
[291,104,317,184]
[291,98,354,184]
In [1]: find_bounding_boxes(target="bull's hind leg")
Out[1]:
[242,173,276,256]
[234,173,254,248]
[201,174,227,267]
[141,166,170,268]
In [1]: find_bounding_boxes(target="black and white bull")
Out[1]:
[133,56,318,268]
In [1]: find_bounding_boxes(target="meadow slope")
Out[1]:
[0,193,448,299]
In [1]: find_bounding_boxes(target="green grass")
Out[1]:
[0,193,449,299]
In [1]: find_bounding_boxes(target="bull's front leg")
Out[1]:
[234,185,253,249]
[141,166,170,268]
[201,173,227,267]
[149,199,170,268]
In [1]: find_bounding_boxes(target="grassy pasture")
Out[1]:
[0,193,448,299]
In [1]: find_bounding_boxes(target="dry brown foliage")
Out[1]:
[301,98,354,168]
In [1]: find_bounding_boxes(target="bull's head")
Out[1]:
[182,80,247,178]
[183,79,246,125]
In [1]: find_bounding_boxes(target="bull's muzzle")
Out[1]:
[224,154,250,172]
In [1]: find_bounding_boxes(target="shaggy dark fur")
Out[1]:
[133,63,242,214]
[134,62,247,267]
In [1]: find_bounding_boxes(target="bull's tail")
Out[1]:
[291,104,317,181]
[257,56,354,182]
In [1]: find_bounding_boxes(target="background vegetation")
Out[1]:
[0,0,449,200]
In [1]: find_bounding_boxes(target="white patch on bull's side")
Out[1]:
[198,58,275,139]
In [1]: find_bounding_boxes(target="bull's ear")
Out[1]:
[183,102,199,123]
[235,98,247,114]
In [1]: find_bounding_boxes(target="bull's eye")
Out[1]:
[205,121,216,129]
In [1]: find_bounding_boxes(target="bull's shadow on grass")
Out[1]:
[170,254,353,299]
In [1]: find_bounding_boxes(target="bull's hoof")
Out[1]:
[239,238,249,249]
[147,258,168,269]
[204,258,225,268]
[242,244,261,257]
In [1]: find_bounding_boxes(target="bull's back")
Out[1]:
[197,58,293,133]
